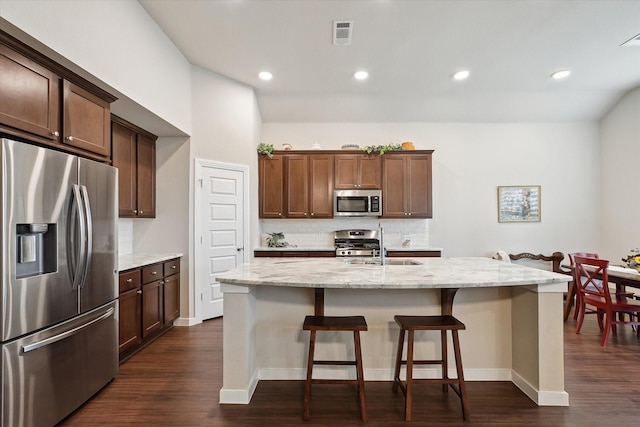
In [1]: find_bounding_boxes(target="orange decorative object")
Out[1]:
[401,141,415,150]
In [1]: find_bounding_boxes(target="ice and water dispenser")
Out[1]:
[16,223,56,278]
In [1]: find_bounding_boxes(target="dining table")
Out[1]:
[563,263,640,321]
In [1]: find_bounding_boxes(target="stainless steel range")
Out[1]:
[334,229,380,257]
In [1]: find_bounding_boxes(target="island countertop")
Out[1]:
[215,256,569,290]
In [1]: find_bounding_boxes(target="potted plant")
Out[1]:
[362,143,405,155]
[257,143,274,158]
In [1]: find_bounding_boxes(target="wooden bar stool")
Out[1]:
[303,315,368,422]
[392,315,469,421]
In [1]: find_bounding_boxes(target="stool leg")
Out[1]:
[452,330,470,421]
[392,328,405,393]
[303,330,316,421]
[441,329,448,394]
[405,330,414,422]
[353,330,367,422]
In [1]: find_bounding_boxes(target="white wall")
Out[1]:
[0,0,192,135]
[600,87,640,261]
[189,66,261,320]
[262,122,600,257]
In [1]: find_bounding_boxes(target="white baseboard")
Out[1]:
[173,316,200,327]
[219,370,259,404]
[258,367,512,382]
[512,370,569,406]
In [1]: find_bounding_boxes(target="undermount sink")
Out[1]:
[343,258,422,266]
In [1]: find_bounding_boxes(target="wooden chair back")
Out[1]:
[573,256,610,303]
[508,252,566,274]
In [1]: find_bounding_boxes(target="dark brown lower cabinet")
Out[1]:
[118,257,181,362]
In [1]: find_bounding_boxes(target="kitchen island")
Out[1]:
[216,257,570,406]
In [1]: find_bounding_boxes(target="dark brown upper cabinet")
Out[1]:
[111,116,157,218]
[334,153,381,189]
[382,151,433,218]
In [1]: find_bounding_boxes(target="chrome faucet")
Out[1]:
[377,222,385,266]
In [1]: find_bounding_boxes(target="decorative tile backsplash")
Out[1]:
[260,218,430,248]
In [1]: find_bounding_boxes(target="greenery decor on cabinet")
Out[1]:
[257,143,275,158]
[362,143,406,155]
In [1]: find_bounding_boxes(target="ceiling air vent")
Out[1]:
[621,32,640,47]
[333,20,353,45]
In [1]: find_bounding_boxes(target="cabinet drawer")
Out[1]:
[119,270,140,294]
[163,258,180,275]
[141,263,163,284]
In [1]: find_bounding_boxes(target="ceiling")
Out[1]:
[139,0,640,123]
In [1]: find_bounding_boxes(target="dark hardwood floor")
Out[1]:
[61,312,640,426]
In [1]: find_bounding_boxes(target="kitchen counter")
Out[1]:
[216,257,569,407]
[118,252,184,272]
[255,246,334,251]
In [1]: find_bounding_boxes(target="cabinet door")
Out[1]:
[136,134,156,218]
[62,80,110,158]
[382,155,407,218]
[358,155,381,189]
[334,154,381,189]
[142,280,163,338]
[163,273,180,325]
[285,155,309,218]
[308,154,333,218]
[112,122,137,217]
[406,154,432,218]
[334,155,359,189]
[259,155,284,218]
[0,44,60,142]
[118,288,142,355]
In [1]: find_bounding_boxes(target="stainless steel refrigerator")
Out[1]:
[0,138,118,427]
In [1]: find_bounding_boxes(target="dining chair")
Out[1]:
[568,252,633,322]
[574,256,640,346]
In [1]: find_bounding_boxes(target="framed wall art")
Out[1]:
[497,185,541,223]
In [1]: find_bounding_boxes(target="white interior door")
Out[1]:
[195,160,248,321]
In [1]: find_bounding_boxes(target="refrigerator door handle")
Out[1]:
[20,307,115,353]
[78,185,93,288]
[69,184,87,291]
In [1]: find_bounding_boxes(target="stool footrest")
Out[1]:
[312,360,357,366]
[399,360,443,366]
[311,379,359,385]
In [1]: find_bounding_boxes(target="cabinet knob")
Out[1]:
[151,271,157,275]
[408,212,412,216]
[51,131,60,137]
[139,210,144,214]
[171,265,177,269]
[66,136,74,142]
[133,209,138,214]
[136,290,142,294]
[311,212,314,216]
[278,212,282,216]
[236,247,244,252]
[126,278,132,283]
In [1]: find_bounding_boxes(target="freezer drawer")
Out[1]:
[1,301,118,427]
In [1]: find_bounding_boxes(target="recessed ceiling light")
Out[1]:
[452,70,470,80]
[354,70,369,80]
[551,69,571,79]
[258,71,273,81]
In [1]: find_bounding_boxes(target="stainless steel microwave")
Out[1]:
[334,190,382,217]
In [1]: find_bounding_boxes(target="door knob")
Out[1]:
[237,247,244,252]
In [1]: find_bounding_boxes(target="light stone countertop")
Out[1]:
[119,252,183,272]
[255,246,335,251]
[215,256,569,290]
[254,246,442,252]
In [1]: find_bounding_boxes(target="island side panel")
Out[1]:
[511,284,568,406]
[253,287,514,382]
[219,283,258,404]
